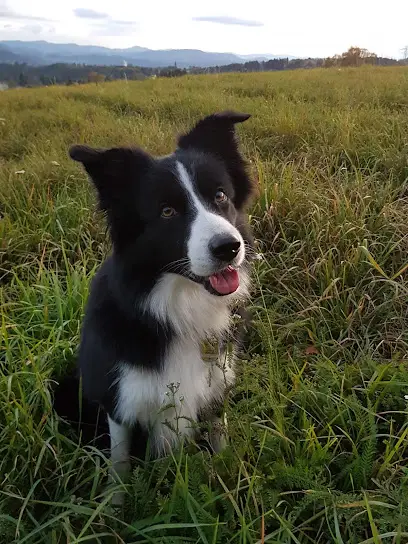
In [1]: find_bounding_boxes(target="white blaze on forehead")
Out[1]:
[176,161,206,210]
[176,161,245,277]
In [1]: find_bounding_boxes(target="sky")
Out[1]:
[0,0,407,59]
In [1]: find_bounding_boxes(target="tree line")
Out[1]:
[194,48,405,74]
[0,47,406,89]
[0,63,162,88]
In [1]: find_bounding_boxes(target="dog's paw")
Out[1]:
[107,460,130,511]
[208,414,229,453]
[110,490,126,509]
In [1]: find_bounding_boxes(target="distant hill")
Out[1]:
[0,44,36,64]
[239,53,296,61]
[0,40,294,68]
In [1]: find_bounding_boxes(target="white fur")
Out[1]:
[115,271,249,455]
[144,272,248,336]
[208,413,229,453]
[176,162,245,277]
[110,161,251,472]
[108,416,131,506]
[114,335,235,456]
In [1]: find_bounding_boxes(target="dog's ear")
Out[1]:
[69,145,152,182]
[69,144,152,211]
[178,111,254,209]
[178,111,250,156]
[69,144,101,164]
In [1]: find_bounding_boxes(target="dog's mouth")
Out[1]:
[188,265,240,296]
[207,266,239,295]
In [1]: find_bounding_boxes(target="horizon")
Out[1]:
[0,39,295,59]
[0,38,403,62]
[1,0,407,60]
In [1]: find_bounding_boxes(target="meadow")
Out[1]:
[1,66,408,543]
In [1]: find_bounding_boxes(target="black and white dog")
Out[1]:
[63,111,254,503]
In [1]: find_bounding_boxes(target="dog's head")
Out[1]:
[70,111,255,297]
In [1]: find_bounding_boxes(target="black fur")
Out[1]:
[53,111,255,456]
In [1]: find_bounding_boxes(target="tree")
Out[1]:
[87,71,105,83]
[245,60,261,72]
[324,47,377,68]
[95,73,106,83]
[18,72,28,87]
[340,47,377,67]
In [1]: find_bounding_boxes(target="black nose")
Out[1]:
[209,235,241,262]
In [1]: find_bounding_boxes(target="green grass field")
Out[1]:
[1,67,408,543]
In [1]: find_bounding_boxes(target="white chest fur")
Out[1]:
[114,337,235,455]
[114,271,248,455]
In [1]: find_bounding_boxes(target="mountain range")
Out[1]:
[0,40,294,68]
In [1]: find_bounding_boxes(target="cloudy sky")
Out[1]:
[1,0,407,58]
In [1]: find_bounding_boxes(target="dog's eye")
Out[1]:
[161,206,177,218]
[215,190,228,204]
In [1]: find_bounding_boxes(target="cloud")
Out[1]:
[73,7,138,35]
[0,4,52,22]
[23,24,43,35]
[73,8,109,20]
[91,19,139,37]
[193,15,263,27]
[111,20,138,26]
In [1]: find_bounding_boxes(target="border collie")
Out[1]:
[63,111,254,504]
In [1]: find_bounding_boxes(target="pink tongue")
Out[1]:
[209,267,239,295]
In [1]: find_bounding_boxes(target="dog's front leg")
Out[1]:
[108,416,131,507]
[208,412,228,453]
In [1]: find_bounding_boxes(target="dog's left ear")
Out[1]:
[69,144,152,210]
[178,111,250,158]
[178,111,254,209]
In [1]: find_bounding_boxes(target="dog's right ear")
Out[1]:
[69,144,101,164]
[69,144,152,210]
[69,144,151,179]
[69,144,132,181]
[178,112,254,210]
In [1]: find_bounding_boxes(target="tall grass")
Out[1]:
[1,67,408,542]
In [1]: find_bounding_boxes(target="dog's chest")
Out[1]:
[114,337,235,454]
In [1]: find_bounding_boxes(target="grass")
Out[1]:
[1,66,408,542]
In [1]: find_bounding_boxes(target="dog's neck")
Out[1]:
[142,271,250,341]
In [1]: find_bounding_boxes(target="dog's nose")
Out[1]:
[209,235,241,262]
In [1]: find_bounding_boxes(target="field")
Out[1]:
[1,67,408,543]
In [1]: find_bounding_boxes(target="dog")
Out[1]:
[58,111,255,505]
